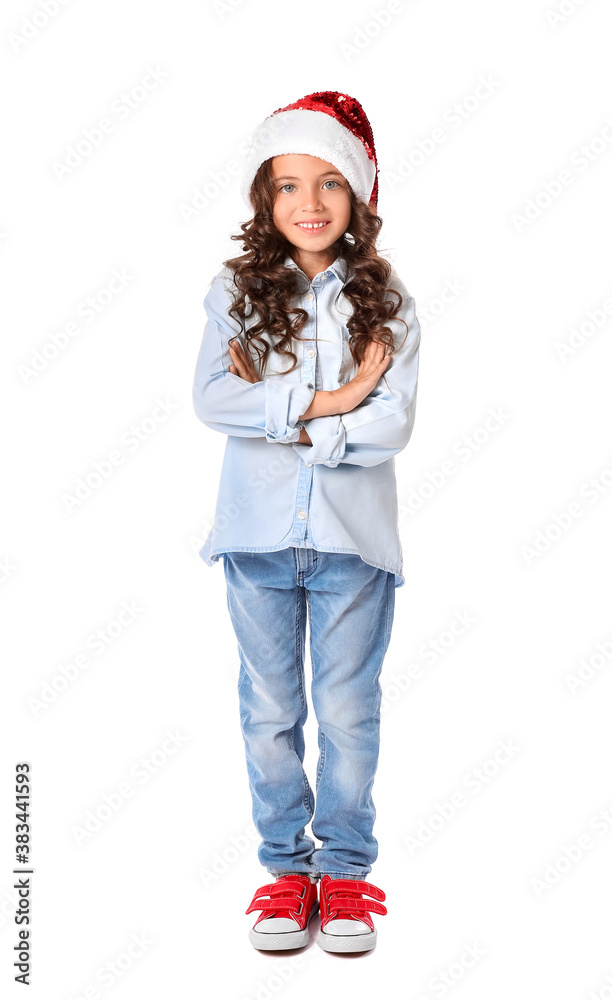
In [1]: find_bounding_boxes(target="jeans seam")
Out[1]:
[384,572,393,649]
[374,574,394,718]
[308,587,327,791]
[295,585,311,813]
[316,727,326,790]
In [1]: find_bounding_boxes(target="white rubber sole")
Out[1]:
[317,924,377,953]
[249,899,320,950]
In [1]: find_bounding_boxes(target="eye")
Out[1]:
[278,180,341,194]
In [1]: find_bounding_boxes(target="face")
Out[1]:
[271,154,352,263]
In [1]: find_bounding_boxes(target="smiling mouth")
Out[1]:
[295,221,331,230]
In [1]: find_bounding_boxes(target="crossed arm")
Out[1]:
[228,335,392,445]
[193,271,420,468]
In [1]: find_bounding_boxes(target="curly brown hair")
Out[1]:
[222,157,409,383]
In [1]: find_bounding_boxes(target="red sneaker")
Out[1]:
[318,875,387,952]
[246,874,319,950]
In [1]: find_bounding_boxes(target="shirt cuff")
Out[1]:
[264,379,316,443]
[291,414,347,467]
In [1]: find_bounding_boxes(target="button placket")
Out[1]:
[292,459,313,543]
[290,292,316,545]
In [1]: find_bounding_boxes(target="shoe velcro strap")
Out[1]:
[324,879,386,901]
[245,895,303,915]
[245,882,306,915]
[328,897,387,918]
[254,882,306,900]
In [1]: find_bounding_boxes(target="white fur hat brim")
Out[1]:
[240,108,376,212]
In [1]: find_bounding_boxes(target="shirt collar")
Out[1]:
[283,252,349,286]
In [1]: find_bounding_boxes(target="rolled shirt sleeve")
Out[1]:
[264,377,317,443]
[293,414,346,468]
[193,273,316,442]
[292,271,421,468]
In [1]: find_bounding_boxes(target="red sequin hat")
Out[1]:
[241,91,379,212]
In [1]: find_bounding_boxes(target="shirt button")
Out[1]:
[297,509,306,519]
[320,273,328,281]
[306,463,312,468]
[305,293,314,302]
[307,348,315,358]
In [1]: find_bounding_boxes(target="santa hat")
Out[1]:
[240,91,379,213]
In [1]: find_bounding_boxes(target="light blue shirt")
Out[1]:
[192,253,421,587]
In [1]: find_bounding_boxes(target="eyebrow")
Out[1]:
[275,171,343,181]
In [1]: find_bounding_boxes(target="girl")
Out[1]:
[192,92,421,953]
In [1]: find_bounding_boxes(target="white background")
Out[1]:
[2,0,612,996]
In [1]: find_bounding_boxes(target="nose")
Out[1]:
[300,185,326,211]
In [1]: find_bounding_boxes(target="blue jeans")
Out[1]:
[222,546,395,881]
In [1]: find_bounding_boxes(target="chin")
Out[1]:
[293,228,340,244]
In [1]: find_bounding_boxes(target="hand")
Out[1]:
[335,339,391,413]
[228,340,260,384]
[297,427,312,445]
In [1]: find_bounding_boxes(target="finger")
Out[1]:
[232,342,253,369]
[229,343,246,369]
[229,346,247,376]
[230,359,247,378]
[367,339,386,358]
[231,342,255,376]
